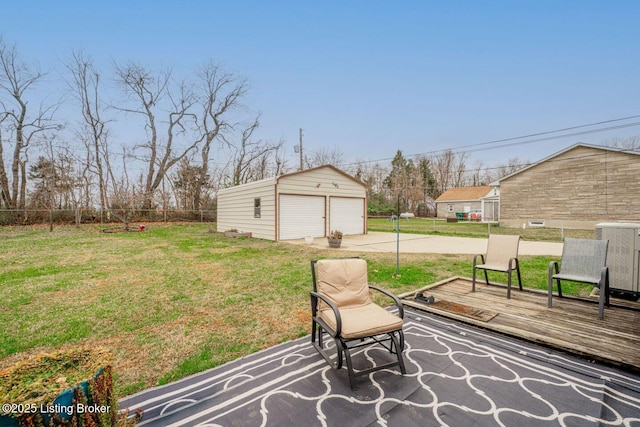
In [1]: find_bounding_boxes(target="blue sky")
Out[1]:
[3,1,639,169]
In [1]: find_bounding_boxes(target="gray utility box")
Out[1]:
[595,222,640,295]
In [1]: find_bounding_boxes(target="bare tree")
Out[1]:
[270,143,289,177]
[468,160,486,186]
[193,61,247,207]
[305,147,344,168]
[0,38,60,211]
[225,117,283,185]
[492,157,529,180]
[114,63,197,210]
[107,146,143,230]
[430,150,467,196]
[66,50,110,216]
[602,136,640,151]
[452,151,468,188]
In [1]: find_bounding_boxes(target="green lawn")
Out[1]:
[0,222,591,398]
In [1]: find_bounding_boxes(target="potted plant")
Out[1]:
[327,230,343,248]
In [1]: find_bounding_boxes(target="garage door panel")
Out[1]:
[279,195,325,240]
[330,197,364,236]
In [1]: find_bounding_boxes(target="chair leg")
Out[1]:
[548,262,560,308]
[507,269,512,299]
[312,322,346,370]
[472,266,477,292]
[598,268,610,320]
[604,269,610,307]
[335,338,344,369]
[390,331,406,374]
[311,319,318,345]
[557,279,563,298]
[342,342,357,390]
[472,255,484,292]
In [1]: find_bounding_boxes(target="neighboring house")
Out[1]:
[217,165,367,241]
[494,143,640,229]
[434,186,496,221]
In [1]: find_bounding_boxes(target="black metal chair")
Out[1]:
[310,258,406,390]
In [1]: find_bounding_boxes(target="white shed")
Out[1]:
[217,165,368,241]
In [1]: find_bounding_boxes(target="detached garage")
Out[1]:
[217,165,367,241]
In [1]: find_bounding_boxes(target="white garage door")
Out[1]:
[279,195,326,240]
[329,197,365,236]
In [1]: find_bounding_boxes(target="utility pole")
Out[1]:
[299,128,304,170]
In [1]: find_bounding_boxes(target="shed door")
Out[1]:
[279,195,325,240]
[329,197,365,236]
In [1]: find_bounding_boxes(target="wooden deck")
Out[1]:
[400,277,640,373]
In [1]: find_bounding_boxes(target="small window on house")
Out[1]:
[254,198,261,218]
[447,204,454,213]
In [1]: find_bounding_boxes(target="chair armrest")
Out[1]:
[473,254,485,267]
[310,291,342,334]
[509,257,519,269]
[368,285,404,319]
[548,260,559,278]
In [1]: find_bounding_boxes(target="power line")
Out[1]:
[428,114,640,155]
[363,149,640,191]
[458,121,640,155]
[338,114,640,167]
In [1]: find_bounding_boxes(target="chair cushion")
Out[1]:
[316,259,371,310]
[319,304,403,339]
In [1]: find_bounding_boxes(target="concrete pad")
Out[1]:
[288,231,563,256]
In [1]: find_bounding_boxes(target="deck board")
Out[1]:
[401,277,640,372]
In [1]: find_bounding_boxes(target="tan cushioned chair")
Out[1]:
[310,258,406,390]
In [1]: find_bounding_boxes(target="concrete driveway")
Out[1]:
[289,231,563,256]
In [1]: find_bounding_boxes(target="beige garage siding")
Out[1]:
[217,165,367,241]
[217,178,276,240]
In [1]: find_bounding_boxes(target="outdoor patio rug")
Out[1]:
[120,309,640,426]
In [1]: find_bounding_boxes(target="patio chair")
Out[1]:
[548,238,610,319]
[310,258,406,390]
[472,234,522,298]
